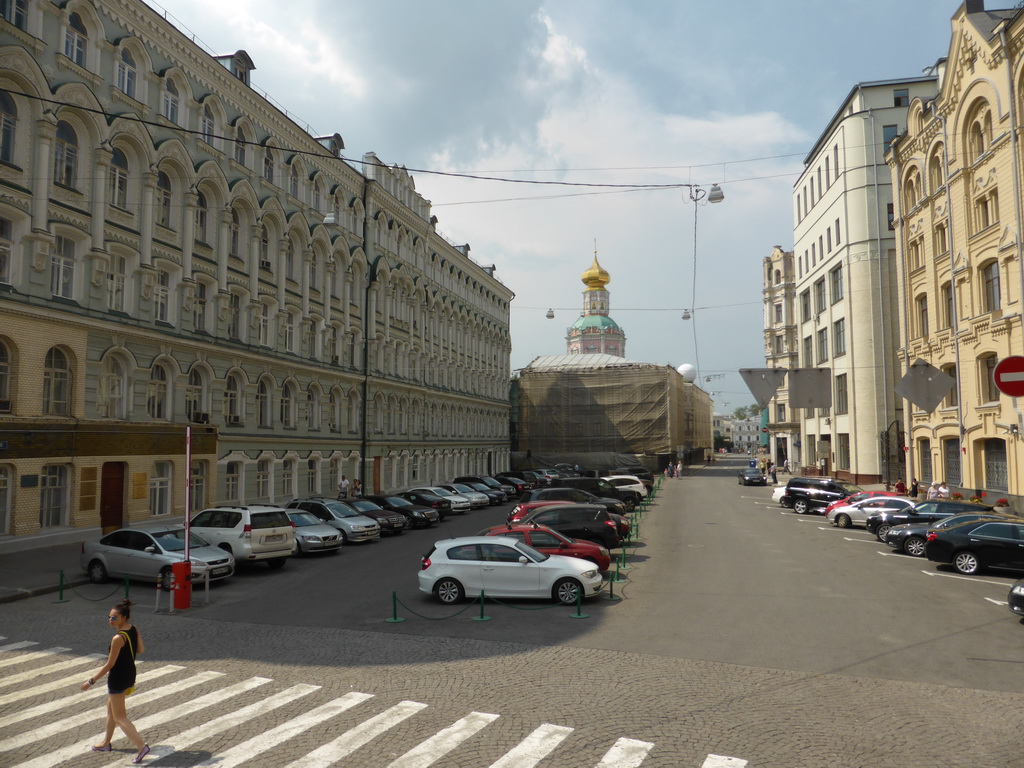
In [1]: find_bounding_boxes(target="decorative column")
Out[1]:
[139,168,156,267]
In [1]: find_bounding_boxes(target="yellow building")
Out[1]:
[889,0,1024,501]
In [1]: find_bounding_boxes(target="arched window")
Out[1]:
[263,147,274,183]
[116,48,136,99]
[225,461,241,503]
[929,146,944,191]
[285,241,295,280]
[980,352,1000,402]
[53,121,78,187]
[257,378,272,427]
[1,0,27,30]
[43,348,70,415]
[201,104,215,144]
[234,126,246,166]
[915,294,928,337]
[186,367,208,423]
[147,363,169,419]
[162,79,179,123]
[280,382,296,428]
[108,148,128,209]
[223,373,241,425]
[195,192,208,242]
[0,90,17,164]
[289,163,299,197]
[101,355,127,419]
[156,171,172,228]
[259,225,271,271]
[64,12,87,67]
[50,235,75,298]
[229,208,240,257]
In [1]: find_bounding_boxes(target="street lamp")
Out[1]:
[682,184,725,382]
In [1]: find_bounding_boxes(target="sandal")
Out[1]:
[131,745,150,764]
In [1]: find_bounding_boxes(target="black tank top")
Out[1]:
[108,625,138,690]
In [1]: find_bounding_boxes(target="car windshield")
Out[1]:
[289,512,321,527]
[469,483,490,492]
[480,477,502,488]
[515,542,548,562]
[451,484,475,493]
[349,500,382,512]
[384,496,412,507]
[429,487,455,497]
[838,483,864,495]
[324,502,360,518]
[152,529,209,551]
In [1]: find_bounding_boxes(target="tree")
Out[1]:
[732,404,761,421]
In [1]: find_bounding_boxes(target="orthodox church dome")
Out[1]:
[581,256,610,291]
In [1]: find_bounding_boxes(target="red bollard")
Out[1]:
[172,562,192,610]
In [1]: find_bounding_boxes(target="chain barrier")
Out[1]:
[392,592,477,621]
[57,570,129,603]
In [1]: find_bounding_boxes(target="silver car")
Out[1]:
[81,525,235,588]
[411,486,472,513]
[286,498,381,542]
[437,483,490,509]
[286,511,343,554]
[827,496,915,529]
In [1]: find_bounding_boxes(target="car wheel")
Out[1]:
[267,557,287,570]
[904,536,927,557]
[953,550,982,575]
[793,499,809,514]
[874,524,893,542]
[435,577,464,604]
[835,513,852,529]
[87,560,108,584]
[553,577,583,604]
[780,497,793,508]
[340,531,349,543]
[159,566,173,591]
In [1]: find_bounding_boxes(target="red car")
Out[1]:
[479,523,612,571]
[823,490,900,519]
[507,499,572,523]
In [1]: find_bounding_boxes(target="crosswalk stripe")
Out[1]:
[0,654,108,690]
[0,641,41,659]
[284,700,429,768]
[103,683,322,768]
[0,665,183,729]
[190,691,373,768]
[487,723,575,768]
[387,711,501,768]
[2,670,224,762]
[0,655,104,708]
[594,737,656,768]
[701,756,747,768]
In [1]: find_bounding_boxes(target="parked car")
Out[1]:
[460,481,507,505]
[364,495,439,528]
[436,483,490,509]
[865,500,996,541]
[556,476,640,511]
[826,496,916,529]
[286,511,343,554]
[771,485,787,505]
[603,475,648,497]
[81,525,235,587]
[822,490,900,518]
[407,486,471,514]
[518,503,624,549]
[333,498,407,534]
[399,489,453,520]
[418,536,604,604]
[781,477,863,514]
[883,512,1019,557]
[189,504,295,568]
[1009,577,1024,618]
[454,475,517,497]
[508,499,574,522]
[533,468,565,484]
[522,470,551,487]
[737,468,767,486]
[610,466,655,488]
[554,463,583,476]
[517,487,627,517]
[479,523,612,571]
[495,473,535,492]
[286,498,381,542]
[925,518,1024,575]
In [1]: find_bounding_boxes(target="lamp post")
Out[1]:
[681,184,724,382]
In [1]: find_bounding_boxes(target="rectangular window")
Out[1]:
[228,294,241,340]
[833,144,840,178]
[982,355,1000,402]
[983,261,1001,311]
[941,283,953,329]
[833,318,846,356]
[916,296,929,336]
[39,465,68,528]
[774,303,783,323]
[154,269,170,322]
[893,89,909,107]
[193,282,207,331]
[50,236,75,299]
[829,265,844,303]
[943,365,958,407]
[1,0,27,30]
[800,290,811,323]
[773,335,783,354]
[887,203,895,230]
[282,461,294,498]
[107,255,126,312]
[811,242,816,266]
[0,216,11,284]
[816,328,828,362]
[837,434,851,471]
[803,336,813,368]
[835,374,848,414]
[883,124,899,147]
[149,461,172,516]
[826,228,832,252]
[776,403,786,422]
[814,279,826,314]
[190,462,206,513]
[225,463,240,503]
[934,222,948,255]
[835,218,841,245]
[818,235,824,261]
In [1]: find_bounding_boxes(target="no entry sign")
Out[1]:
[994,356,1024,397]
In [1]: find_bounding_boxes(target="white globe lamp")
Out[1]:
[677,364,697,383]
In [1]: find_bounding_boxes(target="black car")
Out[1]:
[520,503,623,549]
[884,512,1018,557]
[781,476,862,514]
[866,500,995,541]
[461,481,507,505]
[399,489,452,521]
[1009,578,1024,618]
[332,498,406,535]
[925,518,1024,575]
[454,475,517,497]
[495,473,534,492]
[737,468,767,486]
[364,495,439,528]
[556,477,641,511]
[516,487,627,517]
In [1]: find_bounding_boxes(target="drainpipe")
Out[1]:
[889,134,913,492]
[360,179,378,492]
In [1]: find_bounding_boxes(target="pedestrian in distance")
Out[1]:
[926,481,940,500]
[81,598,150,764]
[337,475,349,499]
[675,460,683,477]
[350,478,362,498]
[894,478,907,495]
[910,478,919,499]
[938,481,950,499]
[769,462,778,485]
[783,458,791,474]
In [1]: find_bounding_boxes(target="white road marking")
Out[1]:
[985,598,1009,606]
[594,737,655,767]
[0,641,40,659]
[702,755,748,768]
[921,570,1013,587]
[0,654,104,690]
[0,664,181,728]
[192,691,371,768]
[5,670,225,765]
[842,537,876,543]
[286,700,428,768]
[108,683,320,768]
[488,723,574,767]
[387,711,501,768]
[0,654,104,707]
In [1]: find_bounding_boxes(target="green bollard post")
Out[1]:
[472,590,492,621]
[604,574,621,602]
[569,589,588,619]
[618,546,632,571]
[385,590,406,623]
[53,569,69,603]
[613,553,626,583]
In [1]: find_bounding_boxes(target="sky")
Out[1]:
[142,0,960,413]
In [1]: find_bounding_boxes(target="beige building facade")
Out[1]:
[762,246,799,465]
[0,0,513,547]
[889,0,1024,501]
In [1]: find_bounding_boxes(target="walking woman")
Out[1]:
[81,598,150,763]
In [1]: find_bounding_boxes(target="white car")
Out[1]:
[826,496,915,529]
[189,504,295,568]
[419,536,605,604]
[772,486,787,505]
[602,475,648,498]
[436,483,490,509]
[410,486,472,513]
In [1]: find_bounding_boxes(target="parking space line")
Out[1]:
[985,598,1009,606]
[920,570,1013,587]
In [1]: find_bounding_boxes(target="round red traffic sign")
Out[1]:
[761,427,769,433]
[994,356,1024,397]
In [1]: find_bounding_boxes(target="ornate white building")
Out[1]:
[0,0,513,544]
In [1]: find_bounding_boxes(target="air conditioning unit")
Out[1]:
[259,260,272,271]
[226,414,241,426]
[0,398,10,413]
[192,412,210,424]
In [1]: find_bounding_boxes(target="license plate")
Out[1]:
[212,567,230,576]
[263,534,284,543]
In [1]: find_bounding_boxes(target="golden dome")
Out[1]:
[581,255,610,291]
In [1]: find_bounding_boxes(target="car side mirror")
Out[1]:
[559,542,567,548]
[144,546,157,554]
[519,556,529,564]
